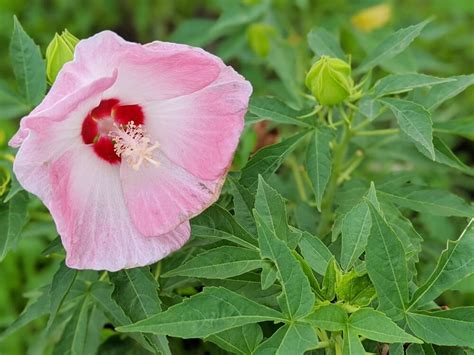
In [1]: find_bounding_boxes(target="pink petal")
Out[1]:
[143,66,252,180]
[9,73,117,148]
[11,76,117,205]
[49,148,190,271]
[71,31,223,103]
[120,152,225,237]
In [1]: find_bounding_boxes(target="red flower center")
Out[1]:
[81,99,144,163]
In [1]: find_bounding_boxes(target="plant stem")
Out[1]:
[338,150,364,184]
[288,156,308,202]
[317,124,352,237]
[315,341,331,349]
[355,128,399,136]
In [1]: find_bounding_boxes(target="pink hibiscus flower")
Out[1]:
[10,31,252,271]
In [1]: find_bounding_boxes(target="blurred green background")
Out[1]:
[0,0,473,354]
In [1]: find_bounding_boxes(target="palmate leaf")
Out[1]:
[254,210,315,319]
[255,176,300,248]
[343,327,366,355]
[9,16,46,107]
[373,73,454,97]
[298,231,333,276]
[0,285,50,341]
[52,296,90,355]
[340,201,371,271]
[354,19,431,75]
[206,323,263,355]
[413,74,474,111]
[434,116,474,141]
[348,308,421,344]
[109,268,170,355]
[415,136,474,176]
[365,202,409,320]
[240,132,307,189]
[203,274,281,308]
[0,190,29,261]
[407,307,474,348]
[253,323,318,355]
[409,219,474,309]
[381,98,435,159]
[229,177,257,235]
[303,303,348,331]
[162,246,264,279]
[307,27,346,59]
[117,287,284,338]
[89,281,155,352]
[305,127,335,211]
[47,262,78,330]
[248,97,312,127]
[191,205,258,249]
[378,185,474,217]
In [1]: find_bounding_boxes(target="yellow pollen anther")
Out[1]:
[109,121,160,171]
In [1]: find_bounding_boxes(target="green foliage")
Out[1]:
[1,4,474,355]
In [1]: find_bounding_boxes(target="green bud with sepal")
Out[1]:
[46,29,80,84]
[247,23,275,58]
[305,55,353,106]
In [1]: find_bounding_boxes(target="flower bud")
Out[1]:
[46,29,80,84]
[247,23,274,58]
[305,56,353,106]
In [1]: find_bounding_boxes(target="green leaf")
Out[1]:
[89,281,154,352]
[254,323,318,355]
[355,19,430,75]
[255,176,299,248]
[307,27,345,59]
[298,231,333,275]
[249,97,311,127]
[52,296,90,355]
[162,246,264,279]
[378,185,474,217]
[83,305,107,355]
[229,177,257,235]
[305,127,335,211]
[343,328,366,355]
[303,303,348,331]
[365,202,408,320]
[261,262,278,290]
[267,37,303,108]
[349,308,422,343]
[0,190,29,261]
[409,219,474,309]
[321,258,339,301]
[0,82,29,120]
[47,261,78,329]
[340,201,371,271]
[9,16,46,106]
[407,307,474,348]
[192,205,258,249]
[206,323,263,355]
[254,211,315,319]
[382,98,435,160]
[415,137,474,176]
[240,132,307,189]
[203,275,281,308]
[117,287,284,338]
[414,74,474,111]
[109,268,170,355]
[336,270,376,308]
[406,344,436,355]
[0,286,50,341]
[373,73,454,97]
[434,116,474,141]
